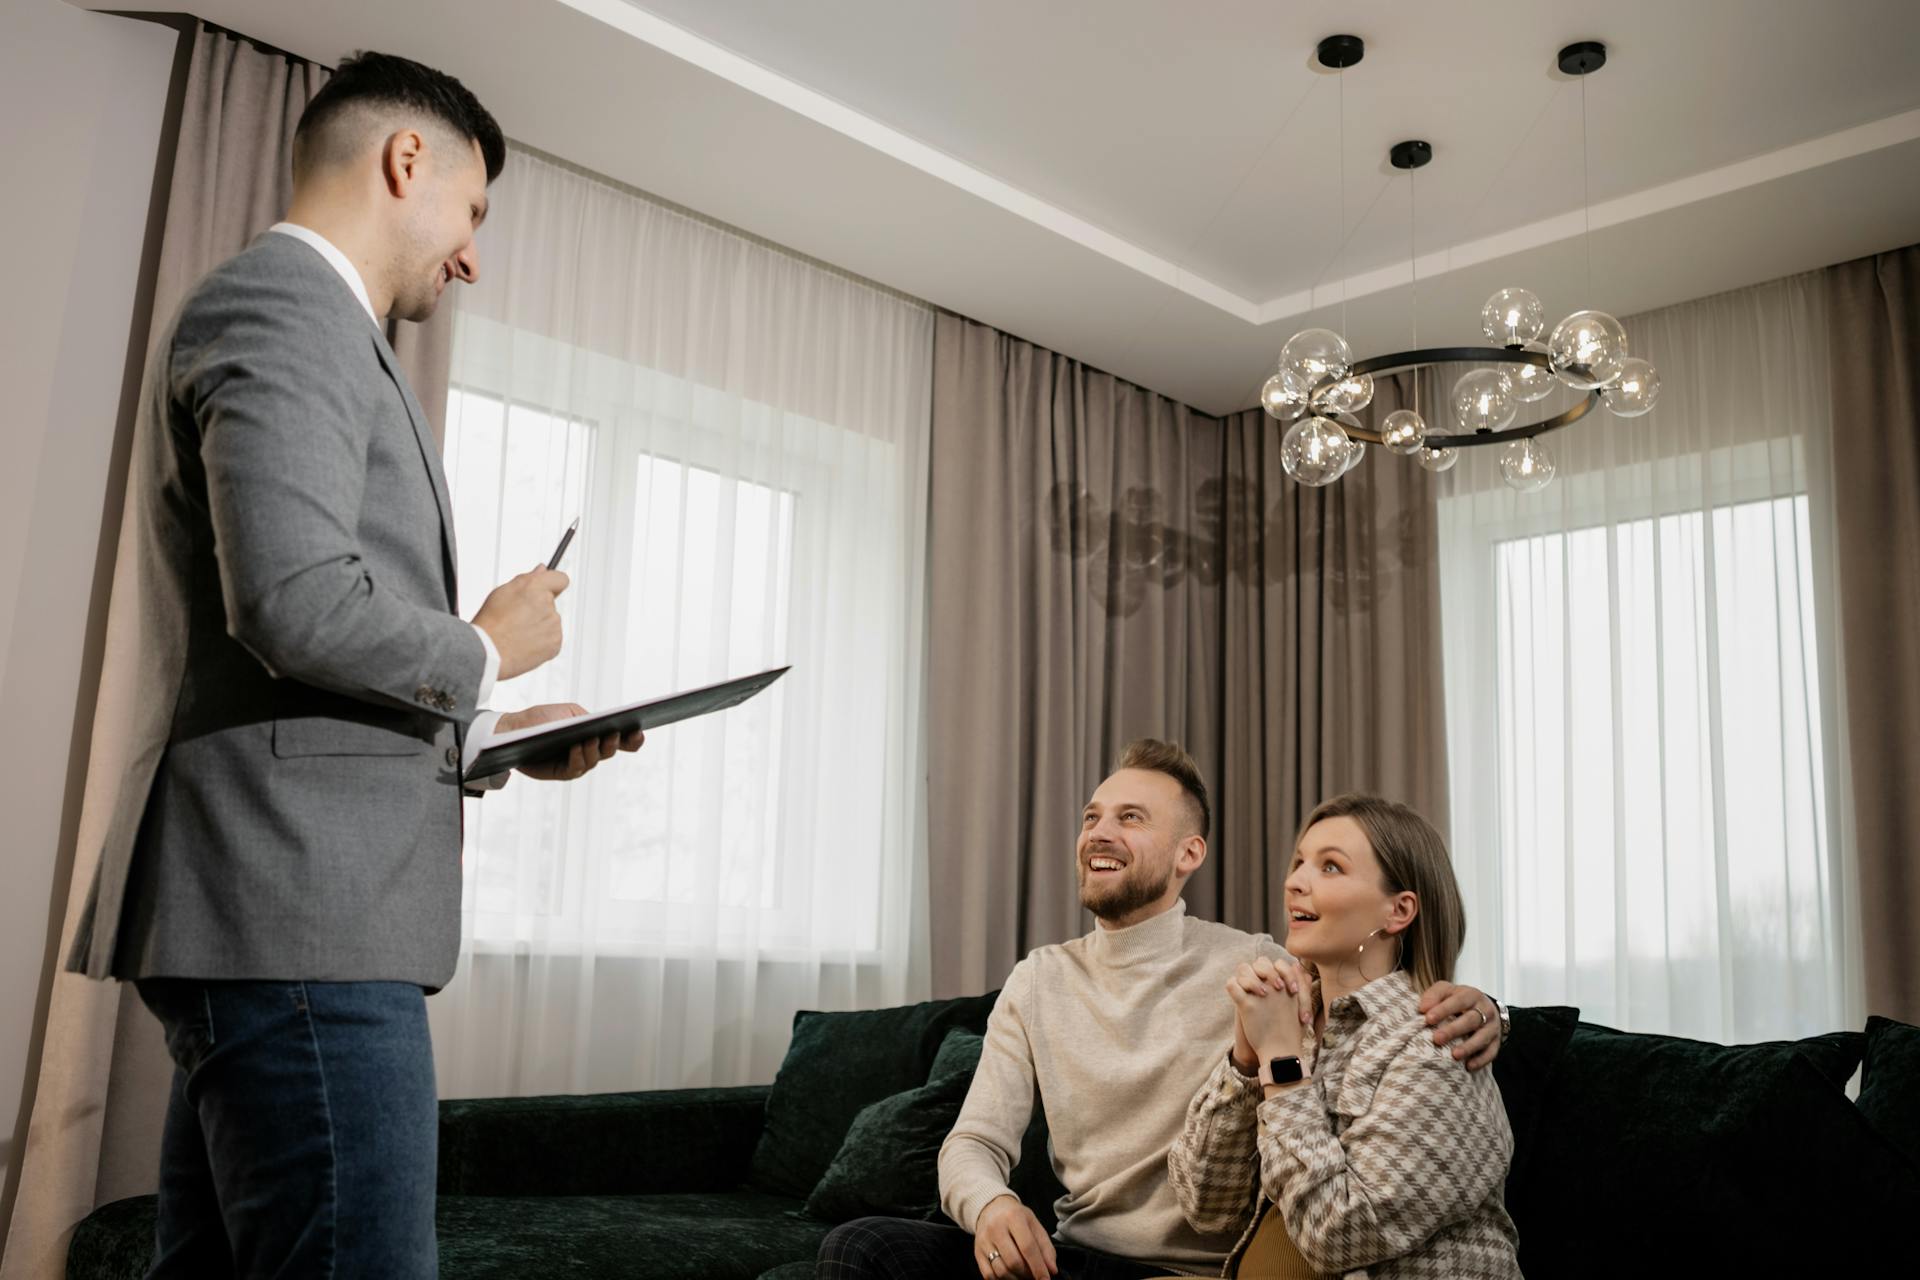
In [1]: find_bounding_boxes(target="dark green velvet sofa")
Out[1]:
[66,995,1918,1279]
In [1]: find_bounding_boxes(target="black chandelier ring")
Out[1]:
[1305,346,1602,449]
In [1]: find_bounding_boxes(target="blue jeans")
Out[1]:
[136,979,439,1279]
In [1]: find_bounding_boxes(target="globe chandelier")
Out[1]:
[1266,36,1662,491]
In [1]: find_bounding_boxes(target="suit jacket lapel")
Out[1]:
[371,329,461,610]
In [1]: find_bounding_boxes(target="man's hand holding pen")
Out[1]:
[472,517,579,682]
[473,517,642,781]
[472,566,568,680]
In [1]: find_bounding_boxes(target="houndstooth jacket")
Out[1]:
[1166,970,1522,1279]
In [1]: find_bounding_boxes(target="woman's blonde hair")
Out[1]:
[1294,793,1465,991]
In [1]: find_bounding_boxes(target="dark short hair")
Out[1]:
[1115,738,1211,841]
[295,51,505,182]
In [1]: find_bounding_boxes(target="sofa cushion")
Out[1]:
[437,1189,830,1280]
[70,1191,831,1280]
[1506,1022,1870,1277]
[1714,1051,1920,1272]
[806,1029,985,1222]
[439,1084,771,1197]
[1859,1015,1920,1172]
[1488,1004,1578,1189]
[751,991,999,1199]
[63,1195,153,1280]
[928,1026,988,1081]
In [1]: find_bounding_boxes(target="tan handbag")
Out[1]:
[1140,1202,1323,1280]
[1229,1203,1323,1280]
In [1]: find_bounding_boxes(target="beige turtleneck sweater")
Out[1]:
[937,900,1291,1276]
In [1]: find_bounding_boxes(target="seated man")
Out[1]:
[818,739,1506,1280]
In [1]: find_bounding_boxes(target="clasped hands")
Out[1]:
[1226,955,1313,1077]
[1225,957,1506,1077]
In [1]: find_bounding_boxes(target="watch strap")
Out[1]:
[1259,1055,1306,1087]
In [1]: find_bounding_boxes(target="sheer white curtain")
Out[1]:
[428,148,934,1097]
[1439,271,1863,1043]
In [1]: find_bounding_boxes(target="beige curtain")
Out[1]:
[926,312,1447,996]
[1,24,453,1277]
[1827,245,1920,1025]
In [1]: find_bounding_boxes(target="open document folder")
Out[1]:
[463,665,790,782]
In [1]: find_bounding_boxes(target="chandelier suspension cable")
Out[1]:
[1581,70,1593,297]
[1338,63,1348,341]
[1409,161,1419,419]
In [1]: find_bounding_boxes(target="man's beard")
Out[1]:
[1079,858,1175,922]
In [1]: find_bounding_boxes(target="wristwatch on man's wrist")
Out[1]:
[1491,996,1512,1041]
[1258,1055,1307,1088]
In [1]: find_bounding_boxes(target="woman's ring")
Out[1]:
[987,1250,1001,1263]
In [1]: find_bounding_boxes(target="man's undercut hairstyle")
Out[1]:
[294,51,505,183]
[1115,738,1211,841]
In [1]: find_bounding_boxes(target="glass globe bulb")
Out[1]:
[1548,310,1629,390]
[1280,328,1352,394]
[1500,437,1556,492]
[1381,408,1428,455]
[1600,357,1661,417]
[1312,371,1374,415]
[1482,287,1546,347]
[1416,445,1459,473]
[1451,368,1517,433]
[1280,416,1352,487]
[1509,341,1556,403]
[1338,436,1366,476]
[1261,371,1305,420]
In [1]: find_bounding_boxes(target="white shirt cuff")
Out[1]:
[461,709,512,792]
[471,623,501,705]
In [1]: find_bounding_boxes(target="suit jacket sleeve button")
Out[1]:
[415,684,435,706]
[445,746,461,768]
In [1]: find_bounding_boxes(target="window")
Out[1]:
[1488,496,1834,1036]
[443,383,843,950]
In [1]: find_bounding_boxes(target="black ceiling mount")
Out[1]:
[1389,140,1433,170]
[1558,40,1607,76]
[1316,34,1365,70]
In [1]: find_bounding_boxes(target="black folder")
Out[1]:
[463,665,790,782]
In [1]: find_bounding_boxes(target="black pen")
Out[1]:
[547,517,579,571]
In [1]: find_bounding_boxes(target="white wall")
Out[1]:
[0,0,180,1243]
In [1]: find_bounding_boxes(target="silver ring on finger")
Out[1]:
[987,1250,1000,1263]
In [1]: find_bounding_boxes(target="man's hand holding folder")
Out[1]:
[493,702,645,781]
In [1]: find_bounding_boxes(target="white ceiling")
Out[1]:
[93,0,1920,415]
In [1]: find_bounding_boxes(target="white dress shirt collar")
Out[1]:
[268,221,379,325]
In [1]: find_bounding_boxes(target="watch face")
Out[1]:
[1268,1055,1305,1084]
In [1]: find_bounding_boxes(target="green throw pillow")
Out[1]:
[805,1029,985,1222]
[750,992,998,1200]
[1859,1015,1920,1173]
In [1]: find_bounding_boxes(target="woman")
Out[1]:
[1166,795,1521,1279]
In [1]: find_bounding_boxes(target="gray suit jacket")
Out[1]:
[67,232,485,989]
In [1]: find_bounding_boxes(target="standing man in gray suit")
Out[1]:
[64,52,638,1278]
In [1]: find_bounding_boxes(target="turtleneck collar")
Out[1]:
[1087,898,1189,967]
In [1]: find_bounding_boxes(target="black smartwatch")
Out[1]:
[1259,1055,1306,1086]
